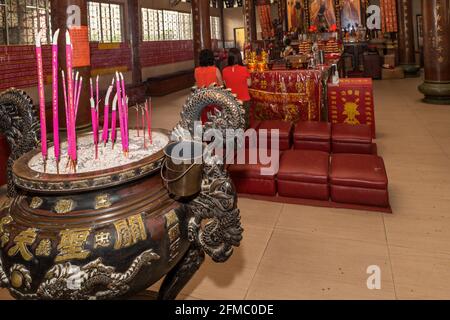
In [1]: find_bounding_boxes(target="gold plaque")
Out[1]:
[54,199,74,214]
[114,214,147,249]
[95,194,112,210]
[55,228,91,262]
[7,228,37,261]
[35,239,52,257]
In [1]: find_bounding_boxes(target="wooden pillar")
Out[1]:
[192,0,212,66]
[219,0,226,48]
[244,0,257,44]
[397,0,419,75]
[418,0,450,104]
[51,0,91,129]
[128,0,142,85]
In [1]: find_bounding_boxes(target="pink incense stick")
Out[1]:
[61,70,69,141]
[102,83,114,144]
[147,97,153,143]
[90,77,94,101]
[111,93,118,148]
[73,71,79,111]
[135,106,140,137]
[51,29,60,169]
[115,72,126,153]
[66,31,76,168]
[96,75,99,111]
[35,30,47,168]
[75,76,82,118]
[120,73,129,152]
[142,108,146,149]
[90,98,99,159]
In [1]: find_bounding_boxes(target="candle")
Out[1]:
[102,82,114,144]
[111,93,118,149]
[51,29,60,171]
[35,29,47,168]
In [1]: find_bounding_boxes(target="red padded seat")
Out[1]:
[330,154,389,207]
[332,123,372,154]
[229,147,277,196]
[294,121,331,152]
[257,120,293,151]
[277,150,330,200]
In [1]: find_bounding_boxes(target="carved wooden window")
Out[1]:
[210,16,221,40]
[141,8,192,41]
[0,0,51,45]
[142,8,162,41]
[87,1,123,43]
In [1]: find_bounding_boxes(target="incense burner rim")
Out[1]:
[12,128,171,194]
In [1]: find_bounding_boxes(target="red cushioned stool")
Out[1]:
[294,121,331,152]
[257,120,293,151]
[229,147,277,196]
[277,150,330,200]
[332,123,372,154]
[330,154,389,207]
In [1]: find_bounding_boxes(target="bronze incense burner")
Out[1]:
[0,87,245,299]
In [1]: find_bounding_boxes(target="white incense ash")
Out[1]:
[29,129,169,174]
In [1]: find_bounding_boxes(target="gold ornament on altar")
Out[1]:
[246,51,257,72]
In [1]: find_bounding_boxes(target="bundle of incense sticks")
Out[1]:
[35,29,140,173]
[64,31,78,172]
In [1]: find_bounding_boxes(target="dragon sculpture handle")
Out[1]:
[0,89,39,289]
[0,89,40,198]
[173,86,245,263]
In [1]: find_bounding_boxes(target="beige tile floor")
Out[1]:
[2,76,450,300]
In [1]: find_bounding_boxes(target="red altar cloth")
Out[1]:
[328,78,376,138]
[249,68,328,123]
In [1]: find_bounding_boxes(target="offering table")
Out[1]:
[249,66,332,123]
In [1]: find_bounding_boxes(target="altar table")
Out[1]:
[328,78,376,138]
[249,67,331,123]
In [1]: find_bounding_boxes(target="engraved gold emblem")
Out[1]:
[94,232,111,248]
[35,239,52,257]
[0,215,13,236]
[29,197,43,209]
[10,270,23,288]
[114,214,147,249]
[55,228,91,262]
[54,199,75,214]
[95,194,112,210]
[165,210,179,228]
[7,228,37,261]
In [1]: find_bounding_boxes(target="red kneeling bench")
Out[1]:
[330,154,389,207]
[278,150,329,200]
